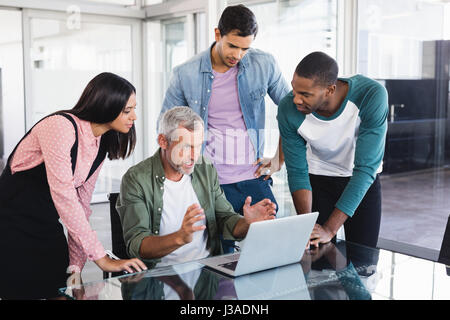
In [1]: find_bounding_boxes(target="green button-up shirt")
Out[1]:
[116,149,242,268]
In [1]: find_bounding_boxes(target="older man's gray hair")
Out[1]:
[158,106,204,142]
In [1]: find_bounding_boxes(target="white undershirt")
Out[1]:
[157,174,209,267]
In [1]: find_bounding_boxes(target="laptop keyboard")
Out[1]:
[218,260,238,271]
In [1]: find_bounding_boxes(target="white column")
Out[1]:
[337,0,358,76]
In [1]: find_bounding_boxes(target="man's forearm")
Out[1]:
[232,217,250,239]
[323,208,349,237]
[292,189,312,214]
[293,189,348,234]
[139,232,185,260]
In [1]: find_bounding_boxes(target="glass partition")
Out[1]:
[244,0,338,217]
[358,0,450,252]
[146,12,207,154]
[162,18,188,90]
[26,12,140,200]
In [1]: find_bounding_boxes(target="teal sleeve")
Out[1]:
[335,85,388,217]
[277,93,311,193]
[336,263,372,300]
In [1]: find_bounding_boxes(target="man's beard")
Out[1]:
[217,46,235,68]
[167,157,194,176]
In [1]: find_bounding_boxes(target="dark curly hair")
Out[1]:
[295,52,339,88]
[218,4,258,38]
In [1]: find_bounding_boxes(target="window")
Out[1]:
[245,0,337,157]
[145,12,207,154]
[243,0,338,217]
[28,19,133,123]
[358,0,450,252]
[248,0,337,84]
[162,18,188,89]
[24,10,142,201]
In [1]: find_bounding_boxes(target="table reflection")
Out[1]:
[60,240,449,300]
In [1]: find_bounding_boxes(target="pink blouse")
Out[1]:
[10,113,106,273]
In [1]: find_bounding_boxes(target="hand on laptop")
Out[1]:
[242,196,277,224]
[309,223,334,248]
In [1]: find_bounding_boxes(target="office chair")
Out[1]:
[103,192,130,279]
[438,214,450,276]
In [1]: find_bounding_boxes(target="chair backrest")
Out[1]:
[108,192,129,259]
[438,215,450,269]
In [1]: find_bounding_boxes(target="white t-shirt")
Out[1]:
[157,174,210,267]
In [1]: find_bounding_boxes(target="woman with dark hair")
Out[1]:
[0,72,147,300]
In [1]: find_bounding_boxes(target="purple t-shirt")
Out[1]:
[204,66,256,185]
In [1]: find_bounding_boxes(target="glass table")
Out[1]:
[60,240,450,300]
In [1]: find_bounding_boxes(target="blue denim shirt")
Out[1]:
[161,43,290,159]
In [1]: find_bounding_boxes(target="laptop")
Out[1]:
[201,212,318,277]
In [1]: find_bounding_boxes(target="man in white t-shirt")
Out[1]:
[117,107,277,269]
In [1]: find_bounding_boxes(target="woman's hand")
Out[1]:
[95,255,148,274]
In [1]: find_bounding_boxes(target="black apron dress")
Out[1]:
[0,113,106,299]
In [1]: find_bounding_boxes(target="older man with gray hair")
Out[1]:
[117,106,276,269]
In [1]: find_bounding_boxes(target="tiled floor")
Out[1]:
[80,167,450,283]
[378,168,450,250]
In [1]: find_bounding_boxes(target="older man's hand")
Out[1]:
[242,196,277,224]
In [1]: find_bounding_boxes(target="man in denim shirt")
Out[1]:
[160,5,290,253]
